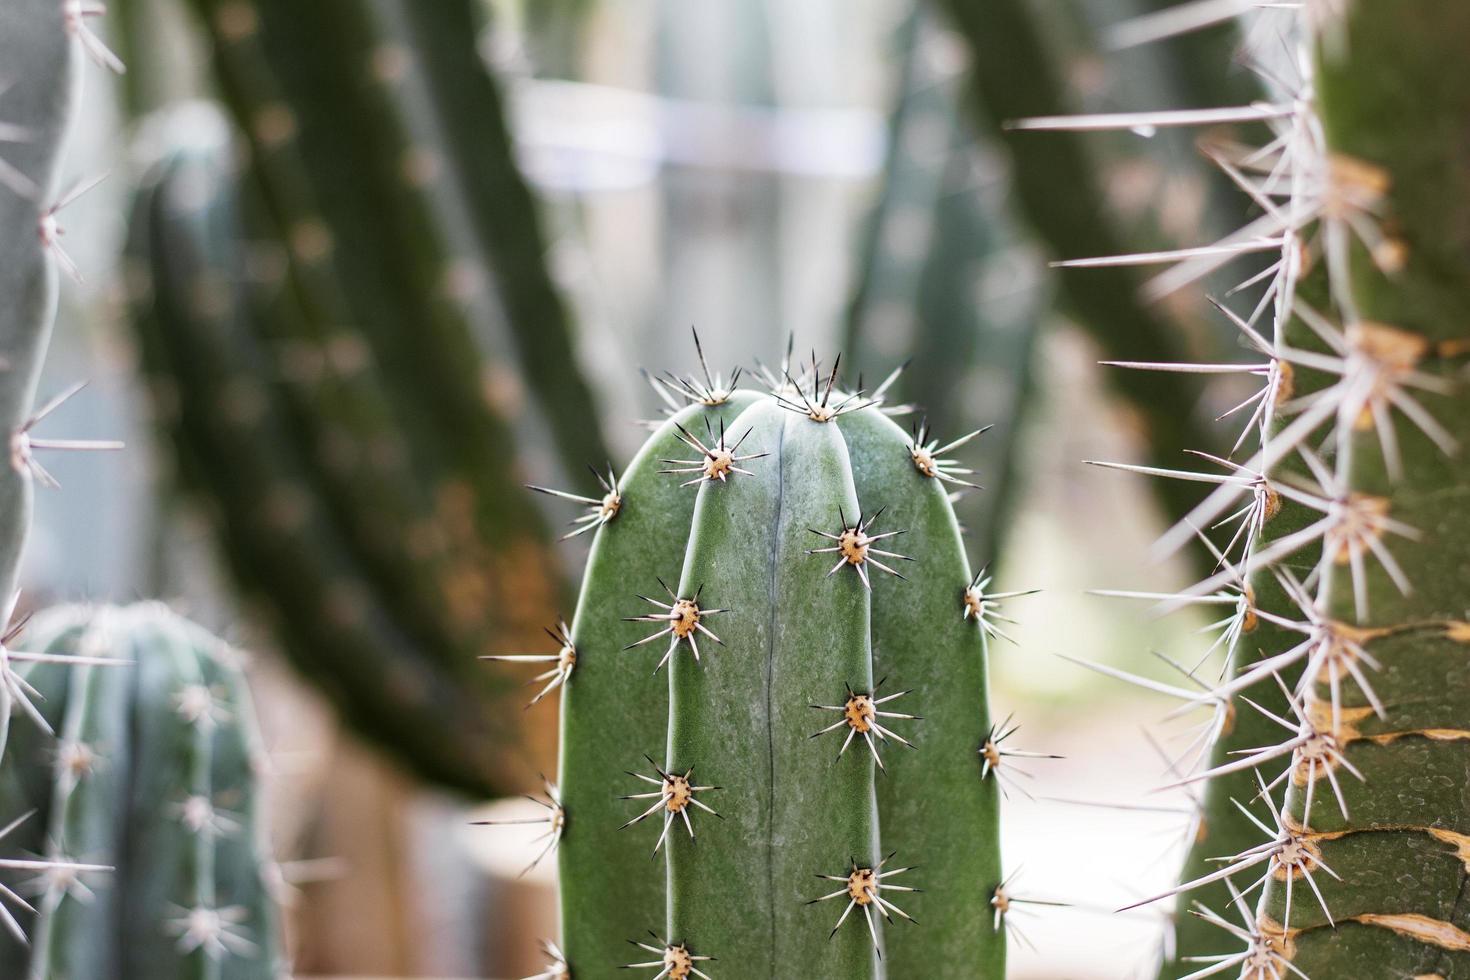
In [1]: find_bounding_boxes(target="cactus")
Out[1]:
[484,347,1026,979]
[127,99,555,797]
[0,603,283,978]
[1005,0,1470,975]
[0,0,127,766]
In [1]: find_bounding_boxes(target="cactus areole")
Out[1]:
[484,348,1012,978]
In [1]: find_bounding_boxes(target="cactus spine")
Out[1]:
[516,350,1011,978]
[0,603,283,978]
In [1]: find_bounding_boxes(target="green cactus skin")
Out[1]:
[127,104,531,797]
[0,0,78,762]
[554,377,1004,978]
[0,603,283,979]
[557,393,760,972]
[1251,5,1470,975]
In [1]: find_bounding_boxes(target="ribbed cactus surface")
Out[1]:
[529,358,1005,978]
[0,0,81,765]
[1250,3,1470,976]
[0,603,282,979]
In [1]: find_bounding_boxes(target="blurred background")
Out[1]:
[19,0,1279,975]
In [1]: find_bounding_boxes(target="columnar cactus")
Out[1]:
[489,347,1025,979]
[0,603,283,979]
[0,0,123,763]
[1006,0,1470,977]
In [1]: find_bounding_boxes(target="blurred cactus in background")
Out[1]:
[123,0,619,797]
[0,604,283,979]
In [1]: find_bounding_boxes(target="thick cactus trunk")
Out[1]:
[0,0,78,762]
[1253,4,1470,975]
[0,604,283,979]
[548,368,1005,978]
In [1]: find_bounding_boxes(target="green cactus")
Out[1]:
[490,348,1022,978]
[118,0,620,796]
[1245,4,1470,976]
[1016,1,1470,976]
[0,603,283,979]
[0,0,128,768]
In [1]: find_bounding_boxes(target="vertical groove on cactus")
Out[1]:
[0,604,283,978]
[556,391,760,972]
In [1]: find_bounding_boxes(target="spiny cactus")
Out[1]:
[0,0,125,765]
[484,345,1036,979]
[1012,0,1470,976]
[0,603,283,979]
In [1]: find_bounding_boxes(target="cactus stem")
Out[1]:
[905,419,988,489]
[481,619,576,708]
[528,465,623,539]
[978,715,1061,800]
[623,933,714,980]
[808,680,918,771]
[622,582,727,672]
[162,904,257,959]
[659,419,768,487]
[61,1,126,74]
[518,939,570,980]
[807,855,918,953]
[807,508,913,589]
[618,757,720,855]
[0,91,36,197]
[961,567,1037,645]
[471,779,564,876]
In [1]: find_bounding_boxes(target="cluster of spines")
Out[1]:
[483,340,1048,977]
[1015,1,1468,976]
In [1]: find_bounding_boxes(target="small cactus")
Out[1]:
[0,603,284,979]
[493,346,1023,978]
